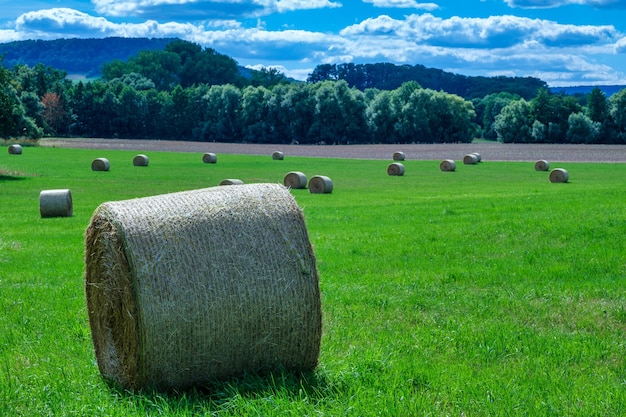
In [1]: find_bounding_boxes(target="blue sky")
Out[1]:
[1,0,626,86]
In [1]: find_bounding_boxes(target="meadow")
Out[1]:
[1,145,625,416]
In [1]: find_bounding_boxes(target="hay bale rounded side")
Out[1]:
[133,154,149,167]
[284,171,308,189]
[272,151,285,160]
[440,159,456,172]
[549,168,569,183]
[202,153,217,164]
[91,158,110,171]
[219,178,244,186]
[463,154,479,165]
[535,160,550,171]
[8,144,22,155]
[40,189,73,218]
[471,152,481,162]
[84,183,322,391]
[308,175,333,194]
[387,162,405,176]
[392,151,405,161]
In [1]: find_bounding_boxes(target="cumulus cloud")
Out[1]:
[362,0,439,10]
[616,36,626,52]
[504,0,626,9]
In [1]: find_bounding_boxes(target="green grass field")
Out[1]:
[1,145,625,416]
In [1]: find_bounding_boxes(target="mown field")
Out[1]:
[1,145,625,416]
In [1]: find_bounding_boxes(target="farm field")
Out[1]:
[1,144,626,416]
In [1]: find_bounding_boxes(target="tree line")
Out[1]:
[1,39,626,144]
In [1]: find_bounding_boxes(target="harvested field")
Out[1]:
[41,138,626,163]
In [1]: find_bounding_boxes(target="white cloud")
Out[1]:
[362,0,439,10]
[504,0,626,9]
[616,36,626,52]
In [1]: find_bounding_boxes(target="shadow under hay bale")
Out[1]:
[133,154,149,167]
[387,162,405,176]
[40,189,73,218]
[284,171,307,189]
[440,159,456,172]
[392,151,405,161]
[549,168,569,183]
[308,175,333,194]
[463,154,479,165]
[84,183,321,392]
[8,144,22,155]
[202,153,217,164]
[219,178,244,185]
[272,151,285,160]
[535,160,550,171]
[91,158,110,171]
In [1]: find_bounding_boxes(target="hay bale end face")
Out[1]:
[387,162,405,176]
[284,171,308,189]
[40,189,73,218]
[549,168,569,183]
[272,151,285,160]
[91,158,110,171]
[219,178,244,186]
[535,160,550,171]
[133,154,149,167]
[440,159,456,172]
[84,183,322,391]
[202,153,217,164]
[392,151,405,161]
[308,175,333,194]
[8,144,22,155]
[463,154,479,165]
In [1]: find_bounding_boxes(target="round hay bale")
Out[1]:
[8,144,22,155]
[202,153,217,164]
[39,189,73,218]
[91,158,110,172]
[308,175,333,194]
[284,171,307,189]
[463,154,479,165]
[440,159,456,172]
[84,183,321,391]
[272,151,285,160]
[549,168,569,183]
[392,151,405,161]
[387,162,405,176]
[133,154,149,167]
[471,152,481,162]
[219,178,244,186]
[535,160,550,171]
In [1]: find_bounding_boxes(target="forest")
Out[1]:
[1,38,626,144]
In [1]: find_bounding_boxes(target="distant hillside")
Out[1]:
[550,85,625,97]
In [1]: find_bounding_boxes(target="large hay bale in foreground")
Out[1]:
[387,162,405,176]
[308,175,333,194]
[392,151,405,161]
[272,151,285,160]
[219,178,244,186]
[8,144,22,155]
[202,153,217,164]
[84,183,321,391]
[91,158,110,171]
[284,171,307,189]
[440,159,456,172]
[133,154,149,167]
[40,189,73,218]
[463,154,479,165]
[535,160,550,171]
[549,168,569,183]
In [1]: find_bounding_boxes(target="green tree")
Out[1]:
[586,87,608,123]
[566,112,600,144]
[494,99,533,143]
[608,88,626,143]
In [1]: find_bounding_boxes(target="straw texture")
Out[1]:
[535,160,550,171]
[549,168,569,183]
[284,171,308,189]
[463,154,479,165]
[8,144,22,155]
[92,158,110,171]
[133,154,149,167]
[308,176,333,194]
[440,159,456,172]
[272,151,285,160]
[84,183,322,391]
[202,153,217,164]
[219,179,244,185]
[387,162,405,176]
[40,189,73,218]
[470,152,482,162]
[392,151,405,161]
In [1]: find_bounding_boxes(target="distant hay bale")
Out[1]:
[219,179,244,186]
[440,159,456,172]
[284,171,307,189]
[8,144,22,155]
[84,183,321,391]
[392,151,405,161]
[40,189,73,218]
[91,158,110,171]
[549,168,569,183]
[471,152,481,162]
[463,154,479,165]
[133,154,149,167]
[308,175,333,194]
[387,162,405,176]
[272,151,285,160]
[202,153,217,164]
[535,160,550,171]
